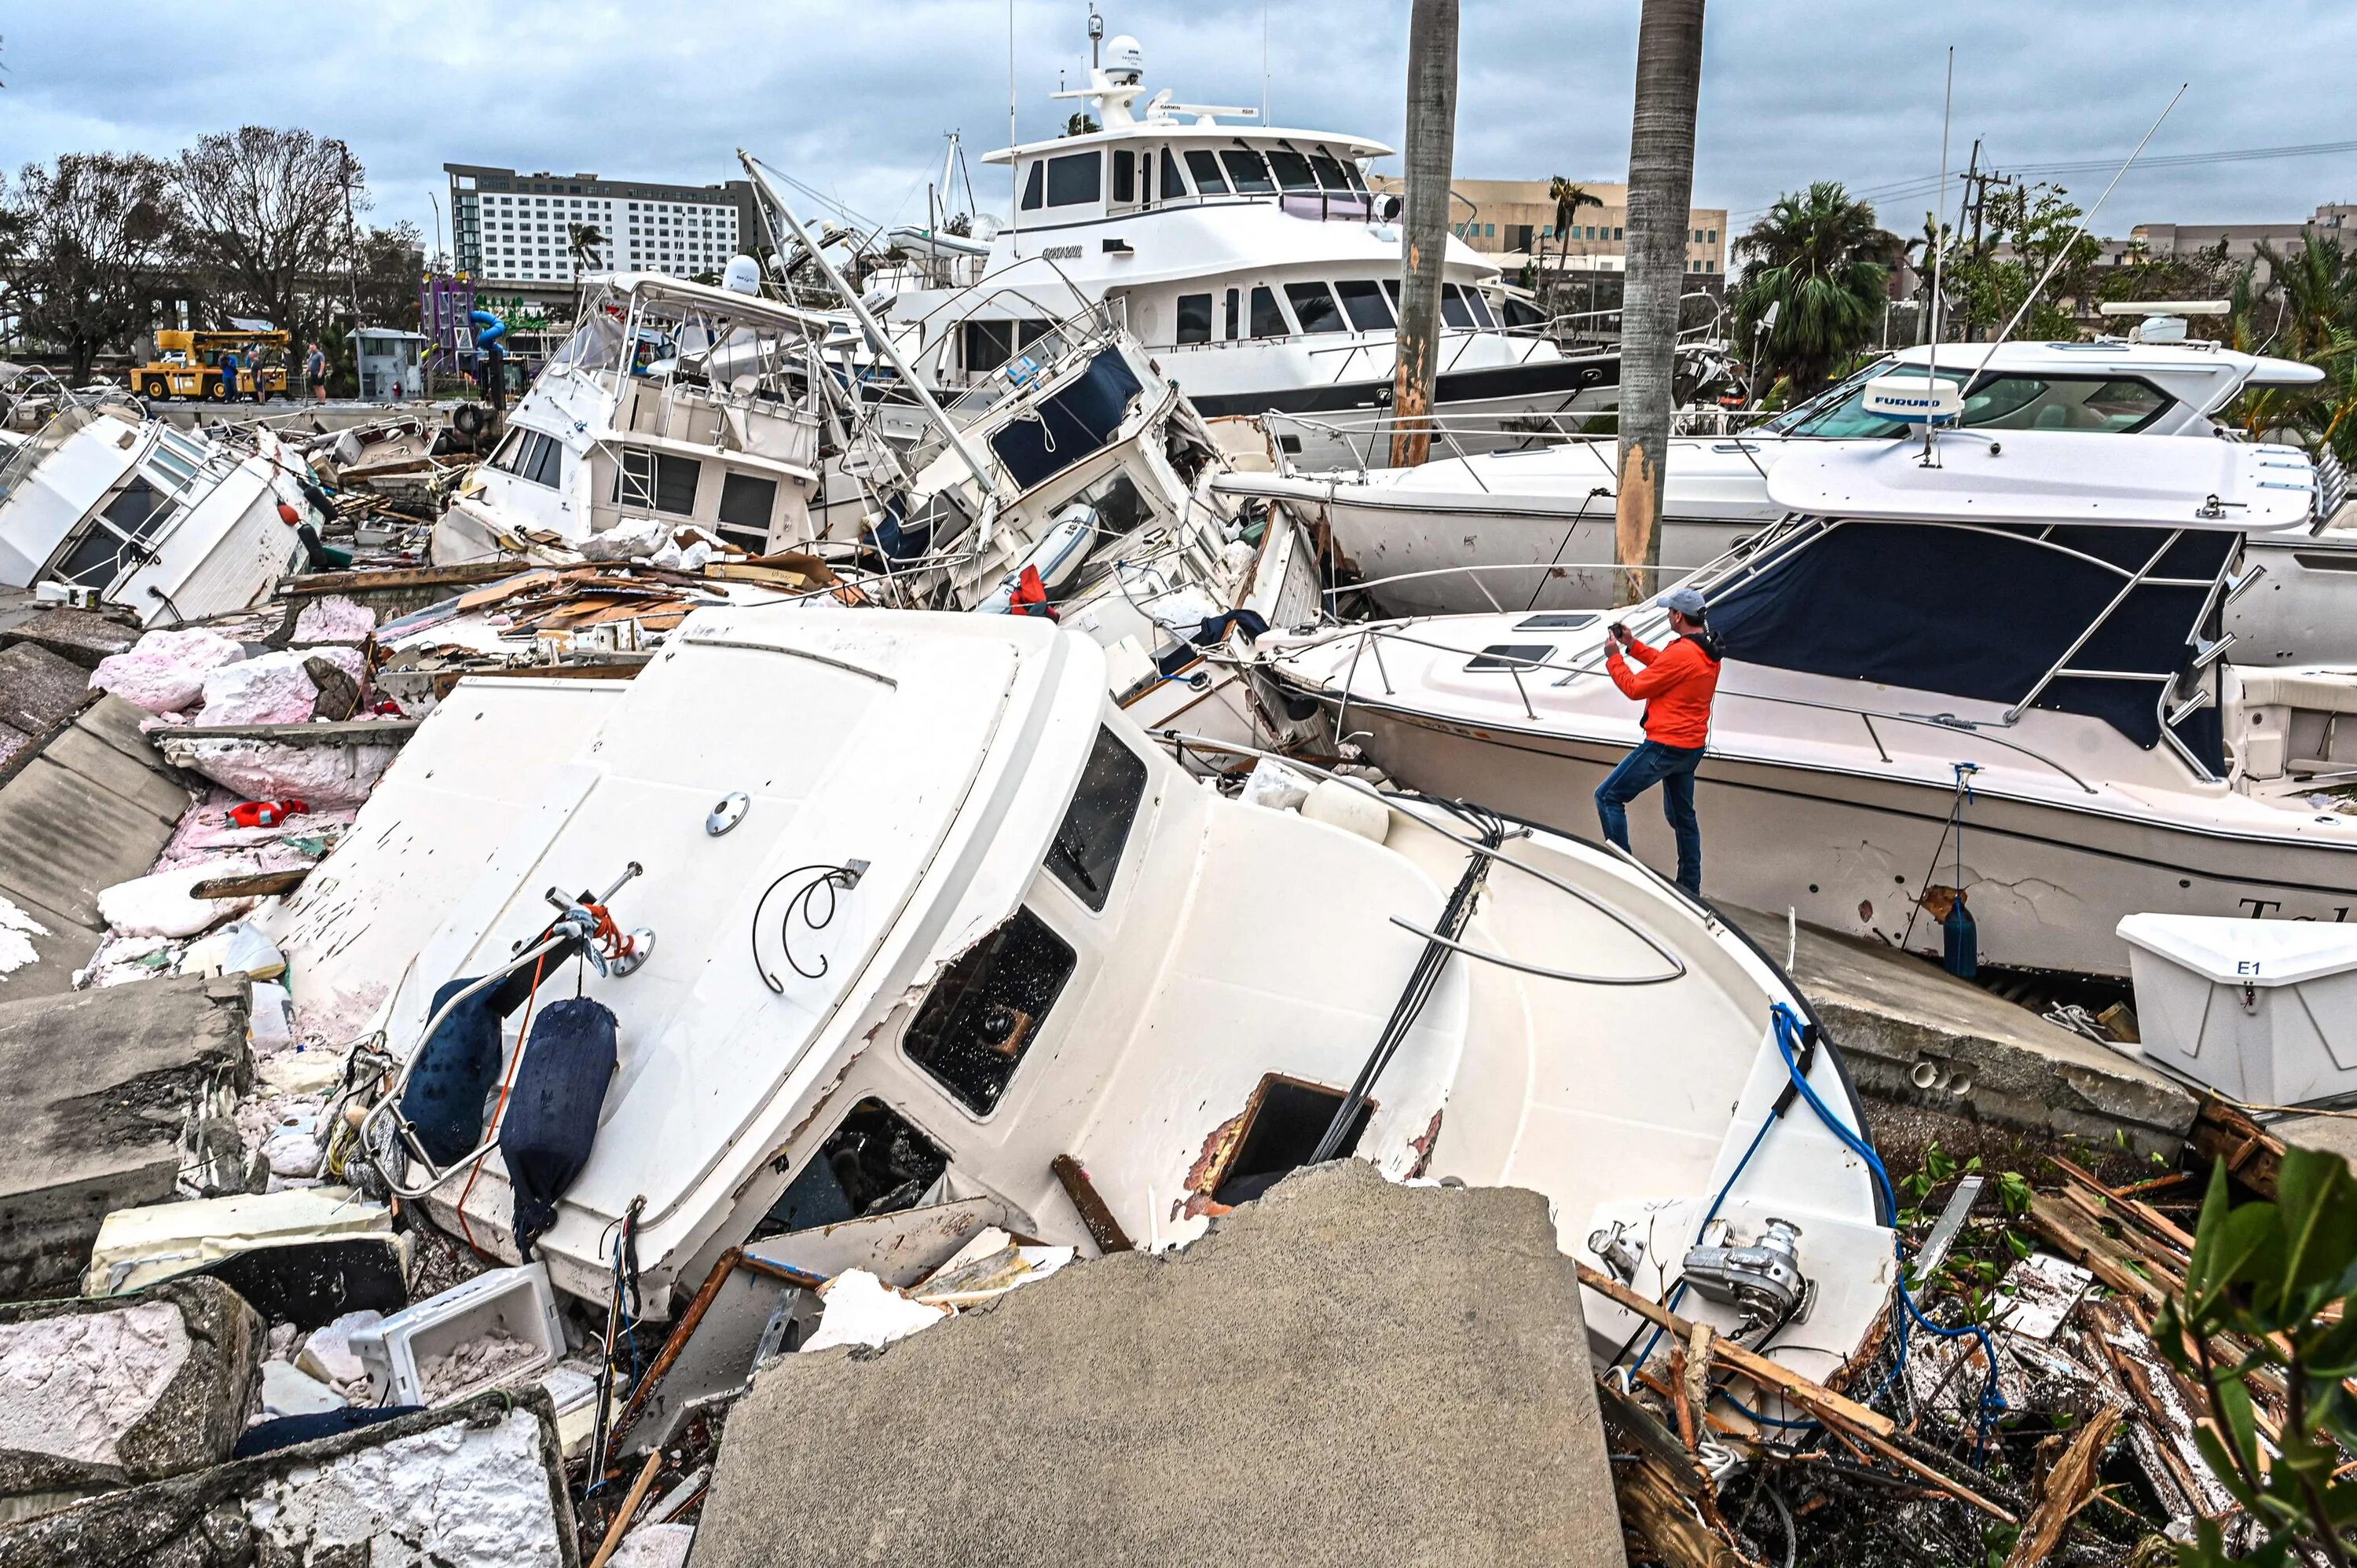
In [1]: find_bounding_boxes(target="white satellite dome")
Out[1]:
[722,255,762,295]
[1103,34,1143,83]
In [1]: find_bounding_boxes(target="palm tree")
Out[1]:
[1389,0,1459,467]
[1547,176,1603,311]
[1731,181,1903,394]
[1613,0,1706,606]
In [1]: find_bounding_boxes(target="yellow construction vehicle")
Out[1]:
[134,329,292,401]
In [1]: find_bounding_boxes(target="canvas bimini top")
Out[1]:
[1702,432,2318,776]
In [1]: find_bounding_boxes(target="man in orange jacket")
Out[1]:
[1596,584,1721,897]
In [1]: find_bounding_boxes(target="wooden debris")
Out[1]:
[281,562,521,596]
[1051,1154,1135,1255]
[2022,1191,2167,1313]
[2001,1405,2122,1568]
[1597,1379,1753,1568]
[2188,1095,2285,1200]
[190,867,310,900]
[164,718,422,746]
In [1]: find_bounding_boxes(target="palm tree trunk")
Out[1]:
[1613,0,1706,606]
[1390,0,1459,469]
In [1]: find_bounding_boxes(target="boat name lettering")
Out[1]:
[1040,245,1084,262]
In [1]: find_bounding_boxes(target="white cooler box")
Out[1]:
[2117,914,2357,1105]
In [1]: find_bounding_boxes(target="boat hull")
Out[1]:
[1318,696,2357,977]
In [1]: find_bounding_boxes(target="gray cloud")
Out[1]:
[3,1,2351,253]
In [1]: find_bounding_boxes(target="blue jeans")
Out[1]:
[1595,741,1705,896]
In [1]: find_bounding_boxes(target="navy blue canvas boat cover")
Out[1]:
[1706,519,2230,771]
[986,348,1144,492]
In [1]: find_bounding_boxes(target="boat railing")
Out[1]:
[1285,618,2102,795]
[1322,559,1679,615]
[1258,407,1623,479]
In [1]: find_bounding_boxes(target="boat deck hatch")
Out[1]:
[757,1098,948,1238]
[1466,643,1552,672]
[1211,1075,1374,1208]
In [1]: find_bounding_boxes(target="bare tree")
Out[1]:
[1389,0,1459,469]
[1613,0,1706,606]
[175,126,357,339]
[8,153,180,383]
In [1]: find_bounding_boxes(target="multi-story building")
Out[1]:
[444,163,760,310]
[1370,177,1728,284]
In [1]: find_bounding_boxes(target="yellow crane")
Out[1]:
[134,329,291,401]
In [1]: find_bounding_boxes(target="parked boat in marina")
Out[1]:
[1265,432,2357,977]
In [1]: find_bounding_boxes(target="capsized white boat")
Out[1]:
[1265,430,2357,978]
[1225,335,2352,662]
[0,383,320,624]
[317,610,1897,1399]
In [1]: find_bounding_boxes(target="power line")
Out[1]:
[1730,136,2357,222]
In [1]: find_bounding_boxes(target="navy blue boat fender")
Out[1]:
[1941,764,1980,980]
[500,997,620,1258]
[397,920,592,1167]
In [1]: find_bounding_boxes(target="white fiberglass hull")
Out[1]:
[1309,697,2357,978]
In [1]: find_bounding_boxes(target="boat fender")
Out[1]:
[1300,778,1388,844]
[499,997,620,1259]
[399,969,543,1166]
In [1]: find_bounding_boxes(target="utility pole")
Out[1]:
[1613,0,1706,607]
[1389,0,1459,469]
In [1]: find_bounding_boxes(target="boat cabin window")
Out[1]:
[962,318,1054,375]
[1223,288,1241,340]
[1221,148,1276,195]
[1463,288,1498,328]
[1205,1075,1374,1207]
[716,471,777,549]
[1285,282,1347,335]
[1310,151,1354,193]
[1175,293,1214,345]
[1439,284,1495,329]
[1334,280,1394,332]
[1160,148,1186,200]
[1111,150,1137,206]
[1516,613,1599,631]
[1497,295,1547,330]
[1249,285,1288,339]
[1769,365,2176,439]
[1267,148,1319,194]
[616,447,700,515]
[54,478,170,588]
[757,1098,948,1236]
[1046,725,1150,911]
[497,430,565,489]
[1186,150,1230,196]
[1045,152,1103,208]
[1021,161,1045,211]
[904,907,1077,1115]
[1466,643,1553,671]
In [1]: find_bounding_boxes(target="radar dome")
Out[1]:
[722,255,762,295]
[1104,34,1144,83]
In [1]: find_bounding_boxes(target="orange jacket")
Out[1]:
[1605,633,1721,748]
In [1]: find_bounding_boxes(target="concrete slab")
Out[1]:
[0,644,91,738]
[0,1277,262,1522]
[1724,907,2198,1158]
[0,698,189,954]
[0,608,139,672]
[0,1391,577,1568]
[0,973,250,1299]
[695,1160,1626,1568]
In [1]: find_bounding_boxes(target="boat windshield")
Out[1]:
[1765,361,2175,438]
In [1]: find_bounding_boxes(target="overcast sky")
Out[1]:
[4,2,2352,254]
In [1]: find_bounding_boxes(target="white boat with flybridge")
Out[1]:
[1226,320,2351,653]
[1264,430,2357,979]
[306,607,1900,1415]
[859,31,1691,473]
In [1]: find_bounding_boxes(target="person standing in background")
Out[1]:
[307,342,328,402]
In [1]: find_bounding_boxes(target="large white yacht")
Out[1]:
[1266,432,2357,978]
[1226,332,2348,643]
[295,611,1895,1402]
[865,35,1645,471]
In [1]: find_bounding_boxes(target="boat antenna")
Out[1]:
[1262,0,1271,124]
[1963,83,2188,393]
[1923,46,1954,465]
[1089,5,1103,69]
[1008,0,1020,256]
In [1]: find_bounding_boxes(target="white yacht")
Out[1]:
[0,381,319,624]
[435,271,835,566]
[866,35,1643,473]
[304,610,1895,1399]
[1227,333,2347,645]
[1266,432,2357,979]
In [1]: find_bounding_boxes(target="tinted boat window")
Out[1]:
[1334,280,1393,331]
[1309,152,1352,192]
[1047,725,1149,910]
[1186,150,1230,194]
[1110,151,1135,205]
[1463,289,1497,328]
[1250,285,1289,339]
[1769,366,2176,438]
[1021,161,1045,211]
[1285,282,1347,334]
[1467,643,1554,671]
[1045,152,1102,207]
[1175,293,1214,344]
[1160,147,1186,199]
[904,907,1076,1115]
[1267,149,1318,192]
[1441,284,1476,328]
[1221,149,1276,194]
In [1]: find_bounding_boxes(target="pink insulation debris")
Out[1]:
[196,653,315,727]
[90,628,247,714]
[292,595,377,645]
[175,738,401,808]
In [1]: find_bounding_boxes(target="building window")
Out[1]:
[1706,228,1717,244]
[1614,227,1625,240]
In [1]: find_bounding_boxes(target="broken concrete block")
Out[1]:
[0,1390,577,1568]
[0,607,139,672]
[295,1309,381,1388]
[258,1361,344,1419]
[0,973,249,1299]
[0,642,93,738]
[0,1277,262,1522]
[695,1160,1627,1568]
[609,1522,694,1568]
